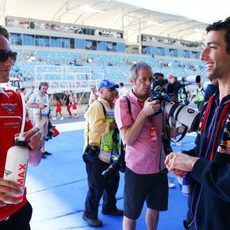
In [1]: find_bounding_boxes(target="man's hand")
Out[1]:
[165,152,199,172]
[170,169,187,178]
[24,127,42,152]
[142,99,161,117]
[38,103,46,109]
[177,126,187,135]
[170,125,187,138]
[109,122,117,130]
[0,179,22,206]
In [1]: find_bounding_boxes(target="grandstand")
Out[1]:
[2,0,208,95]
[0,1,220,229]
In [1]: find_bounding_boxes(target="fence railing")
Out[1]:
[34,65,104,93]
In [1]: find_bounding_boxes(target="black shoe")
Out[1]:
[82,213,103,227]
[42,154,47,159]
[102,208,123,216]
[44,151,52,156]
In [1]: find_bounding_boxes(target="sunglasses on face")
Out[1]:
[0,50,17,63]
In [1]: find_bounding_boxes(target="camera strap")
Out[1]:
[166,102,188,143]
[97,100,107,117]
[171,126,188,143]
[121,96,131,149]
[209,100,230,161]
[86,100,107,145]
[123,96,131,114]
[97,100,119,155]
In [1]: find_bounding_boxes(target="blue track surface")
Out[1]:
[26,122,196,230]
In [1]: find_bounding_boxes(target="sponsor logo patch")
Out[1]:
[1,103,17,112]
[3,121,20,129]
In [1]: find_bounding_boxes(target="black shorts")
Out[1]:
[124,167,168,220]
[0,201,32,230]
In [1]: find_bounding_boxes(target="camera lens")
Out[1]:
[101,162,120,180]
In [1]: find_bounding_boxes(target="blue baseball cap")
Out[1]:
[98,79,119,91]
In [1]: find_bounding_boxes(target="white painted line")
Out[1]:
[55,121,86,132]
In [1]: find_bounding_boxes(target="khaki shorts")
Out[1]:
[33,114,49,139]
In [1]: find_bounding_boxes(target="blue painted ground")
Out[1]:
[26,121,196,230]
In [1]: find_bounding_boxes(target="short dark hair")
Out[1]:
[153,72,164,79]
[39,82,49,90]
[206,17,230,54]
[0,25,10,40]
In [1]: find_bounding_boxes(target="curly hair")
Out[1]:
[206,17,230,54]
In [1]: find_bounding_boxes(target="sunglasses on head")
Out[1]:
[0,50,17,63]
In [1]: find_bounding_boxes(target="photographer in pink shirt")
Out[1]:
[115,62,181,230]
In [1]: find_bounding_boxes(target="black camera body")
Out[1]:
[101,151,125,181]
[152,79,168,90]
[152,73,168,92]
[101,128,126,181]
[150,91,171,103]
[82,145,100,163]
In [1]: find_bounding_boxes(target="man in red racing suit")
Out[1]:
[0,25,42,230]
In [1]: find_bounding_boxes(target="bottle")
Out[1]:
[177,172,194,196]
[3,138,29,203]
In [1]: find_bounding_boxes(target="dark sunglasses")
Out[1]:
[0,50,17,63]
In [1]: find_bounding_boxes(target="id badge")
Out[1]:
[150,126,157,141]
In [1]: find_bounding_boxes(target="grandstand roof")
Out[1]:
[2,0,208,43]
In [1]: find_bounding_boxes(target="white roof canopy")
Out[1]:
[1,0,208,43]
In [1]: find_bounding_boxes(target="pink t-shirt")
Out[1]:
[115,91,166,174]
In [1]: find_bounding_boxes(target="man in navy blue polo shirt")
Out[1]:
[165,18,230,230]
